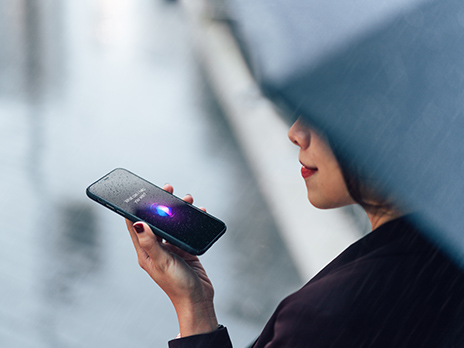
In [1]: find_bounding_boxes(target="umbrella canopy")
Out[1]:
[227,0,464,266]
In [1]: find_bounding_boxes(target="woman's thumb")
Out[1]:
[133,222,163,261]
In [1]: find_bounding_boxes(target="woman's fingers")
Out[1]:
[162,183,174,194]
[162,182,195,205]
[127,184,205,263]
[183,194,193,204]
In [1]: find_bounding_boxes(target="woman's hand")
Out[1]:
[125,184,218,337]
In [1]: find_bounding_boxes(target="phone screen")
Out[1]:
[86,168,226,254]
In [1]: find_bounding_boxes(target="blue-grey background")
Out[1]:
[0,0,302,347]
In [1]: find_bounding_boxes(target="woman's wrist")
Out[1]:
[174,300,218,337]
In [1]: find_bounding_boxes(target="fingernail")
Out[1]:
[133,223,144,233]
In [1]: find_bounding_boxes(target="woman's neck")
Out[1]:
[366,209,404,231]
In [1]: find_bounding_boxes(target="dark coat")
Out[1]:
[169,217,464,348]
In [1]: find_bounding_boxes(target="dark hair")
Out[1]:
[330,140,392,213]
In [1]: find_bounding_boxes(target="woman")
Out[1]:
[126,118,464,347]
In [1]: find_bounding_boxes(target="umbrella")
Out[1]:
[227,0,464,266]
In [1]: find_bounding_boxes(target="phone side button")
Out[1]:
[115,210,125,217]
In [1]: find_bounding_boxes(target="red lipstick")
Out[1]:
[301,165,317,179]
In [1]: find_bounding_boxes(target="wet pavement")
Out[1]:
[0,1,301,347]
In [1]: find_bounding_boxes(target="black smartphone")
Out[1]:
[86,168,226,255]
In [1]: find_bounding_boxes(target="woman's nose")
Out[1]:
[288,118,310,149]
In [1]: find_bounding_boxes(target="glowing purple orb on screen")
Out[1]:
[150,204,174,217]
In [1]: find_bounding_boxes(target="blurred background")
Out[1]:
[0,0,367,347]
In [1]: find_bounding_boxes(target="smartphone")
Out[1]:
[86,168,226,255]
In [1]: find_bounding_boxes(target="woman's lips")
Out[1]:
[301,165,317,179]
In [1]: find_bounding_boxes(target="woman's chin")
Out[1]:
[307,193,353,210]
[307,195,332,210]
